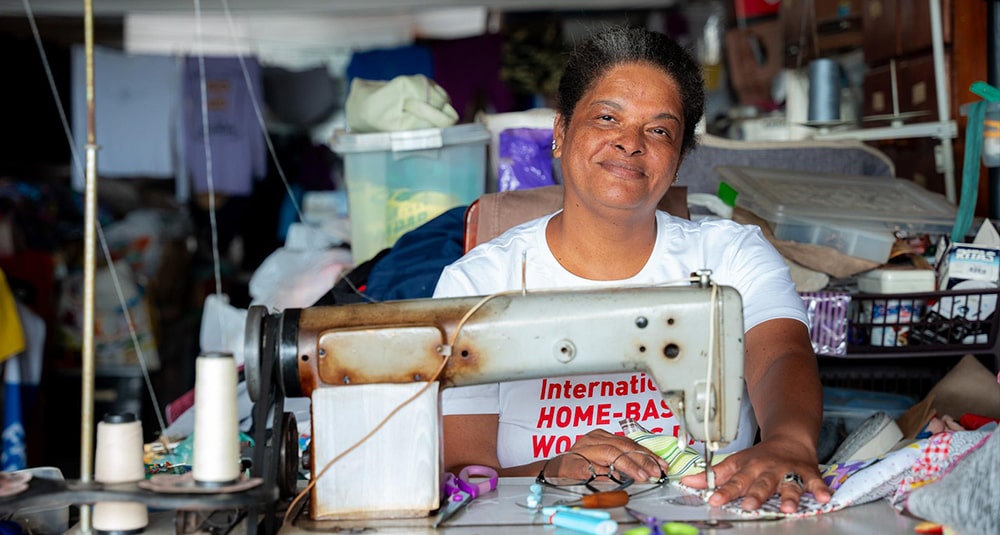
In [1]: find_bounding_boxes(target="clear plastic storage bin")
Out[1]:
[330,124,490,263]
[771,215,897,264]
[716,166,957,261]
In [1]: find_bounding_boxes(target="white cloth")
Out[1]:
[71,45,183,192]
[433,210,808,469]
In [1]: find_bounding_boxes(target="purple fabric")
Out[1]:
[800,291,851,356]
[428,34,515,122]
[184,56,266,196]
[497,128,555,192]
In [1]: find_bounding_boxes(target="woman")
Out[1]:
[434,25,831,513]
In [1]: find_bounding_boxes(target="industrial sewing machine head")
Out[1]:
[243,277,745,521]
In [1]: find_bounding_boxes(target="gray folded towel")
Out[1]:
[827,411,903,464]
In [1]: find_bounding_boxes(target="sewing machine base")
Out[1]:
[277,478,925,535]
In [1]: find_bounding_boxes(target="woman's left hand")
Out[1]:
[679,436,832,513]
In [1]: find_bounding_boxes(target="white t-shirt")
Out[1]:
[433,210,808,468]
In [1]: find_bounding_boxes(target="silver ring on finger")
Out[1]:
[782,471,804,489]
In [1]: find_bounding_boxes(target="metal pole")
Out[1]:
[930,0,957,203]
[80,0,98,530]
[989,0,1000,219]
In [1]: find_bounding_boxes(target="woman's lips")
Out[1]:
[600,160,647,180]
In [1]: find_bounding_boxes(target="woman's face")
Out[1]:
[553,62,685,215]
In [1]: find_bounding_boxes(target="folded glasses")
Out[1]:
[535,450,668,500]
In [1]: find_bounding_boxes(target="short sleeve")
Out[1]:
[441,383,500,415]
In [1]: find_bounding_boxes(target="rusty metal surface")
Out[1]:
[282,286,745,445]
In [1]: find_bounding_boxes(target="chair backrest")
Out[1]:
[463,185,689,253]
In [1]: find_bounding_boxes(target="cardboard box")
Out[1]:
[935,219,1000,290]
[930,220,1000,344]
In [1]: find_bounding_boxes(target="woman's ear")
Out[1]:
[552,113,566,158]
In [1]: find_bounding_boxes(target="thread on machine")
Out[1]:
[93,412,148,534]
[193,352,241,486]
[807,58,841,123]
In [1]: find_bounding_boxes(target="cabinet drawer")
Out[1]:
[862,0,898,65]
[898,52,948,118]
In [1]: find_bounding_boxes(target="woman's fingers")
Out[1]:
[564,430,666,483]
[680,447,832,513]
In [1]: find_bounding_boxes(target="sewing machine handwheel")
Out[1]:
[244,305,269,403]
[278,411,300,499]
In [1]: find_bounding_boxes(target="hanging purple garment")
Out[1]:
[183,56,266,197]
[428,34,515,122]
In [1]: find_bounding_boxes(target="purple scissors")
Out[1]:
[433,465,499,527]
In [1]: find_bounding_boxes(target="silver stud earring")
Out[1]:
[551,140,558,151]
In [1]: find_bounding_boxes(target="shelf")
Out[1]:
[813,120,957,142]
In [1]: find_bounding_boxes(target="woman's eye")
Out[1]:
[651,127,671,137]
[599,115,615,122]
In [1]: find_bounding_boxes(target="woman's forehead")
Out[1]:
[576,63,682,114]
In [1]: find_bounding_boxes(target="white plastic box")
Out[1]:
[857,268,936,293]
[330,124,490,263]
[716,166,958,263]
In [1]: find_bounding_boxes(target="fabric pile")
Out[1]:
[667,425,998,534]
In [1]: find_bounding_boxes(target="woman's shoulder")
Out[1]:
[467,212,552,256]
[444,212,551,271]
[436,213,553,297]
[657,211,763,237]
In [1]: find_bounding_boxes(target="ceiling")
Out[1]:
[6,0,677,17]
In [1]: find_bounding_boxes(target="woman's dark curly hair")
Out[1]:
[555,25,705,156]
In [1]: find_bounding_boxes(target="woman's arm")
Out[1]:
[443,414,666,481]
[681,318,832,512]
[443,414,548,476]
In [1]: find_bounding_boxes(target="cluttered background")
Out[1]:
[0,0,998,514]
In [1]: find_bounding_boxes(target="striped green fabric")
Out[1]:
[620,418,729,478]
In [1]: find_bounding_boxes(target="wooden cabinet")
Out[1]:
[862,52,949,127]
[857,0,986,213]
[781,0,865,67]
[780,0,865,68]
[862,0,953,64]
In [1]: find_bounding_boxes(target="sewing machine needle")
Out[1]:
[705,448,715,491]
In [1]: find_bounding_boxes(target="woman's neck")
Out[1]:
[545,209,658,281]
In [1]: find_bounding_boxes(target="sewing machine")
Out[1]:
[243,276,745,525]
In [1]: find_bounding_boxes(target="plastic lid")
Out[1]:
[717,166,957,234]
[329,123,490,154]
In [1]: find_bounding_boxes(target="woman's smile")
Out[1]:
[598,158,647,180]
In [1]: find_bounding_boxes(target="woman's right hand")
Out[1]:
[556,429,668,483]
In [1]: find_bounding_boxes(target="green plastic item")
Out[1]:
[953,81,1000,242]
[717,181,738,207]
[622,522,700,535]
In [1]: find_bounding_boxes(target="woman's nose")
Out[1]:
[613,128,644,155]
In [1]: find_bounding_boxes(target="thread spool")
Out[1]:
[193,352,241,487]
[807,58,841,123]
[93,412,148,534]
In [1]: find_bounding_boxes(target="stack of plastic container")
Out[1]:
[716,166,958,264]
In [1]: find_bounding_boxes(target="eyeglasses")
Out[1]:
[535,450,668,499]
